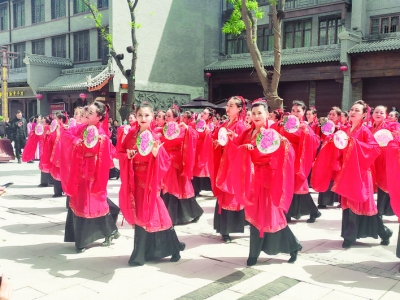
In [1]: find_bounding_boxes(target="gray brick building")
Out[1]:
[0,0,221,120]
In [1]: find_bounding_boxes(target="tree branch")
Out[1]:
[270,0,284,93]
[241,0,267,91]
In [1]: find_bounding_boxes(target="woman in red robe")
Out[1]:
[306,106,319,135]
[22,114,42,163]
[49,113,68,198]
[279,100,321,223]
[62,102,119,253]
[313,100,392,248]
[213,96,247,243]
[317,106,342,209]
[369,105,400,216]
[161,106,202,225]
[192,107,215,196]
[385,135,400,269]
[232,101,302,266]
[119,103,185,266]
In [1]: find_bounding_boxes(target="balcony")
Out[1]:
[285,0,351,10]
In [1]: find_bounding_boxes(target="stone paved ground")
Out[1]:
[0,160,400,299]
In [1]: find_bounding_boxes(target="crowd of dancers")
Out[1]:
[21,96,400,269]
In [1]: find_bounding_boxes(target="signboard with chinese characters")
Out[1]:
[0,87,34,99]
[50,103,65,116]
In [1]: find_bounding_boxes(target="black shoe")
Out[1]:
[112,231,121,239]
[307,211,322,223]
[128,261,144,267]
[246,257,258,266]
[38,183,49,187]
[179,242,186,251]
[317,204,327,209]
[192,216,200,223]
[380,230,393,246]
[337,204,342,209]
[342,241,352,249]
[17,159,21,164]
[170,253,181,262]
[52,194,63,198]
[27,161,34,164]
[76,247,86,253]
[222,234,231,243]
[288,250,298,263]
[1,182,14,188]
[102,236,112,247]
[286,216,292,223]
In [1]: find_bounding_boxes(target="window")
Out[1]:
[371,15,399,35]
[226,33,249,55]
[13,43,26,68]
[98,0,108,8]
[285,0,299,9]
[51,0,66,19]
[319,17,342,45]
[52,35,66,58]
[98,30,109,60]
[74,0,89,14]
[31,0,44,24]
[13,1,25,28]
[0,4,8,31]
[284,19,311,49]
[73,31,89,62]
[32,39,45,55]
[257,26,274,52]
[257,0,269,5]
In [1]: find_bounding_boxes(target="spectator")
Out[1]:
[0,116,6,138]
[4,118,12,140]
[0,273,12,300]
[10,110,27,164]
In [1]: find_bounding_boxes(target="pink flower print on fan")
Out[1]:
[284,116,298,131]
[260,130,274,149]
[86,127,95,144]
[196,119,206,131]
[321,121,334,135]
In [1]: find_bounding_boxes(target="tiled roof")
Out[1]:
[24,54,73,67]
[38,66,114,92]
[348,38,400,54]
[205,45,340,71]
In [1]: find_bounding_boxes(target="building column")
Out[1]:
[308,81,316,108]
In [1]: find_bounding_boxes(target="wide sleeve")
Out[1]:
[181,126,198,178]
[295,125,320,181]
[332,128,380,202]
[22,131,40,162]
[386,137,400,217]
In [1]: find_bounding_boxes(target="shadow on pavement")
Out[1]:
[1,222,65,236]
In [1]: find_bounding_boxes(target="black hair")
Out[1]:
[272,109,282,120]
[136,102,154,114]
[29,116,35,123]
[374,105,388,113]
[307,107,317,115]
[228,96,244,112]
[292,100,306,111]
[251,101,268,111]
[204,107,215,119]
[44,116,52,125]
[56,112,67,124]
[168,107,180,118]
[16,110,22,114]
[353,100,368,113]
[330,106,342,116]
[341,111,349,119]
[183,111,192,119]
[92,101,109,121]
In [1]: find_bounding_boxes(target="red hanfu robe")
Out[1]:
[49,125,65,181]
[368,121,400,193]
[192,123,214,179]
[118,129,172,232]
[22,123,41,162]
[60,123,111,218]
[232,125,295,235]
[40,126,54,173]
[279,121,320,194]
[330,125,381,216]
[160,126,198,199]
[213,119,247,211]
[385,136,400,217]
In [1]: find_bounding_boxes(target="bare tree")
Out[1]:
[223,0,286,110]
[83,0,139,120]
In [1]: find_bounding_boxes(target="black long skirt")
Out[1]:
[248,225,302,259]
[286,193,319,220]
[64,209,117,249]
[66,197,120,224]
[317,181,339,206]
[213,202,245,235]
[129,225,182,266]
[397,224,400,259]
[192,177,212,194]
[40,171,51,185]
[341,208,392,243]
[162,193,203,225]
[377,188,395,216]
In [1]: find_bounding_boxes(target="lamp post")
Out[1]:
[1,46,18,119]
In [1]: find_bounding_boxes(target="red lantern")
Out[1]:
[205,73,212,77]
[340,65,348,72]
[36,93,43,100]
[79,93,87,99]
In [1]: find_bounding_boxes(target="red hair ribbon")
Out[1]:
[172,104,180,112]
[252,98,267,104]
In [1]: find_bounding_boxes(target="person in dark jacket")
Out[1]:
[10,110,27,163]
[0,116,6,138]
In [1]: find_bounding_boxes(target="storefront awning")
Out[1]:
[205,45,341,71]
[38,65,115,92]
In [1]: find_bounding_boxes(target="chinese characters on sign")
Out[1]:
[0,90,25,97]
